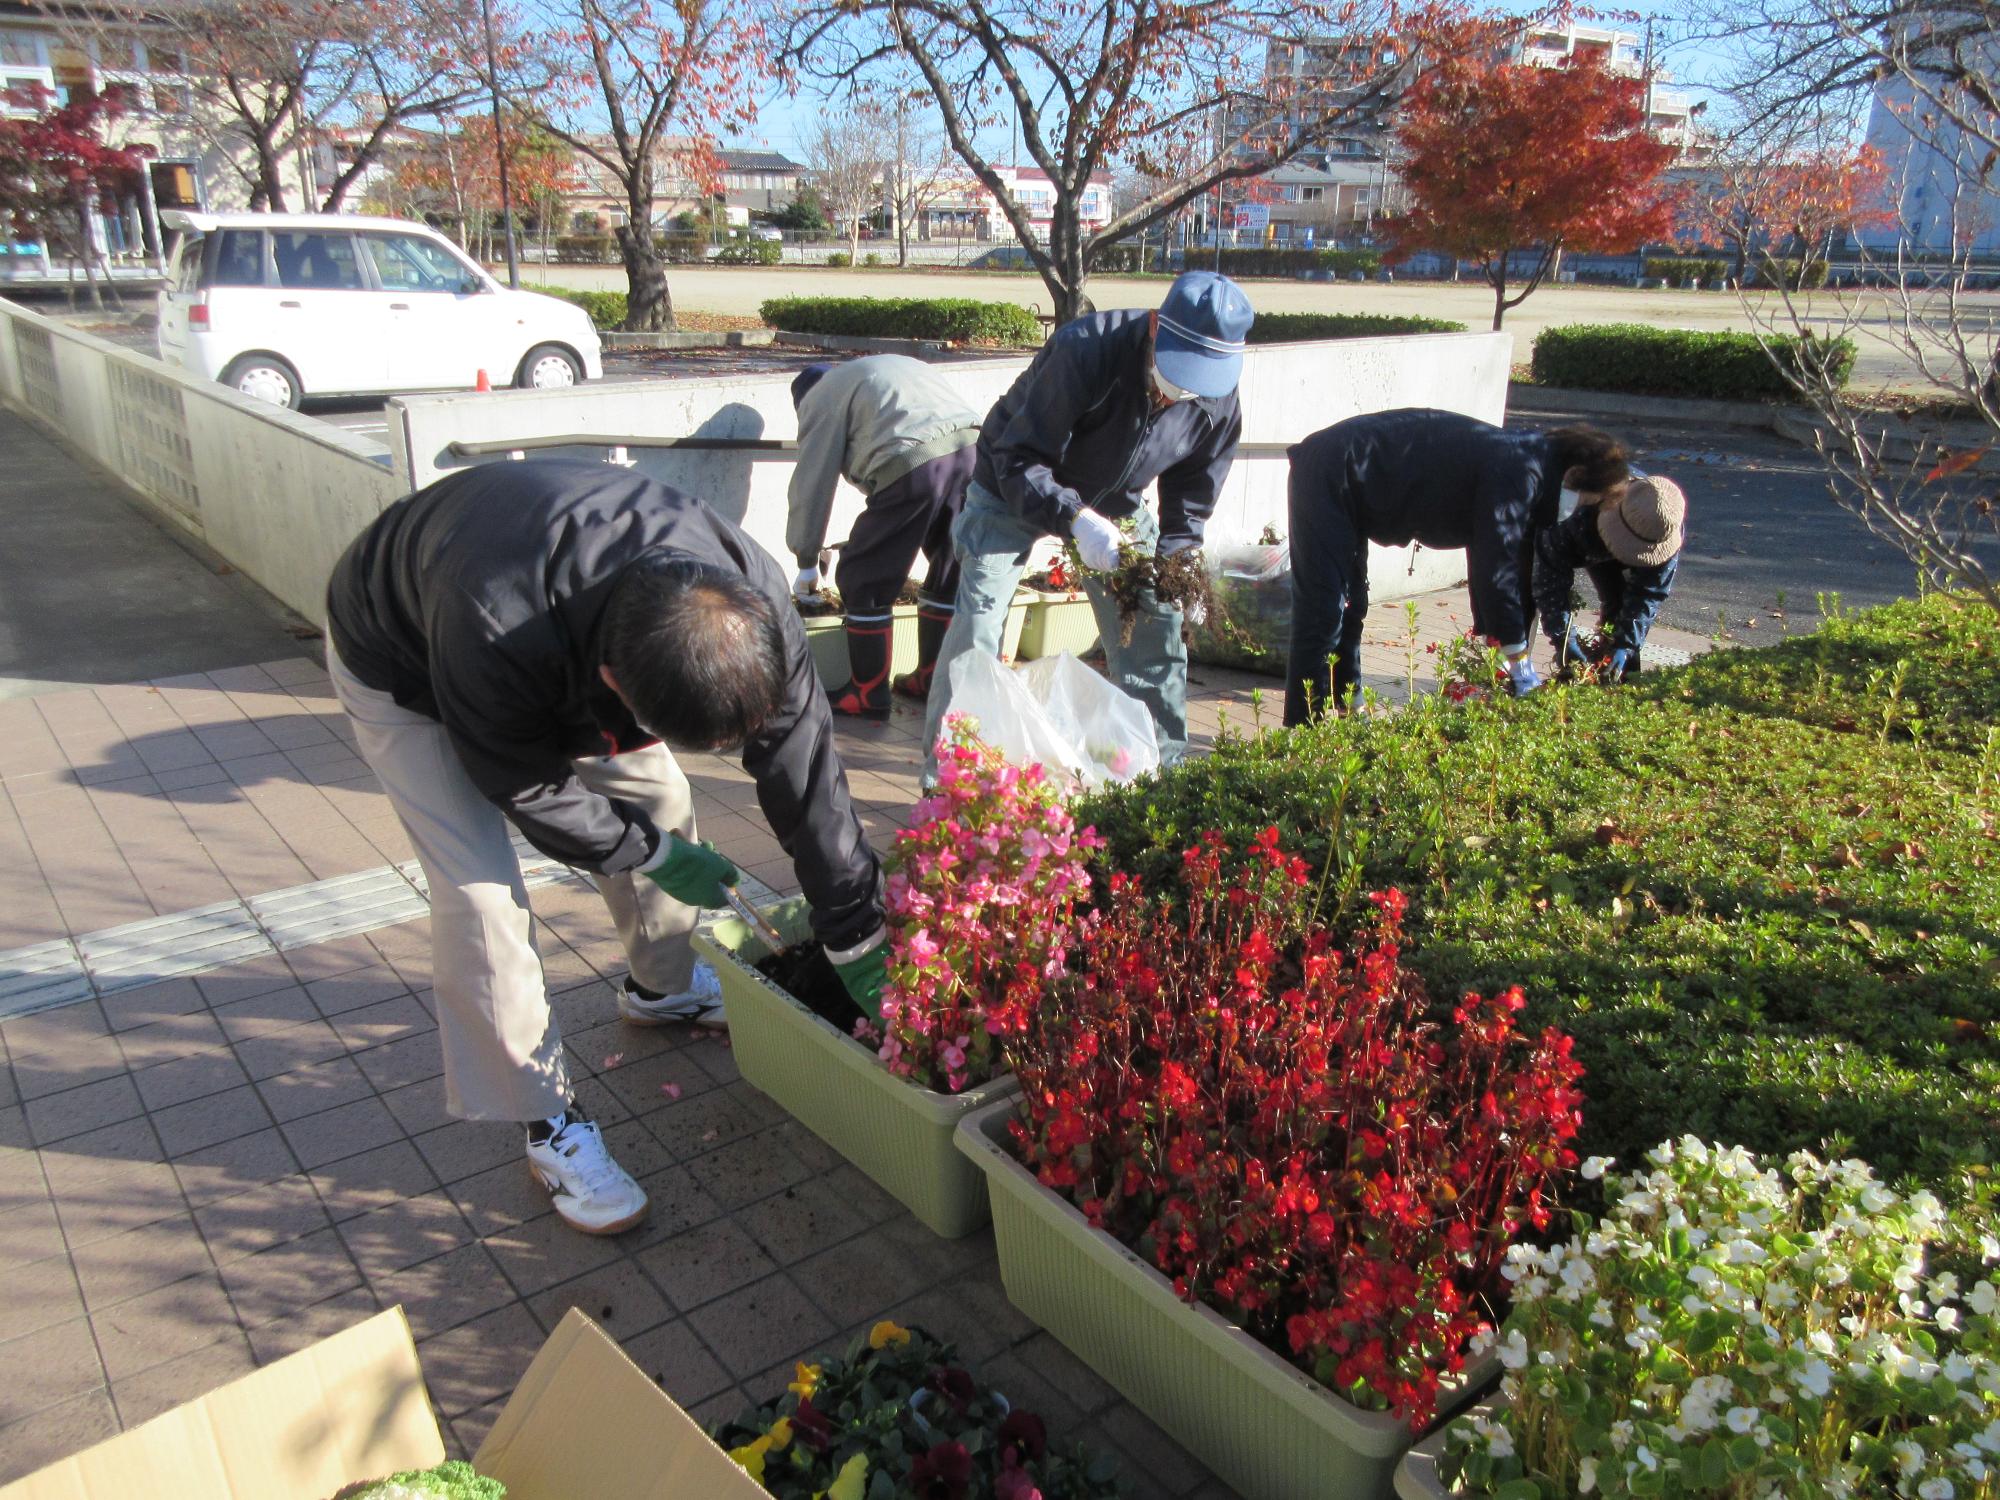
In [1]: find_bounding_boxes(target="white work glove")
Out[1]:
[1070,509,1123,572]
[1183,597,1208,628]
[792,566,821,599]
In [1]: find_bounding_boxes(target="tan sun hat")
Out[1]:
[1597,475,1687,569]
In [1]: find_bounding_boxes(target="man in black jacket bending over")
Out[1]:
[326,460,886,1236]
[921,271,1252,776]
[1283,410,1631,724]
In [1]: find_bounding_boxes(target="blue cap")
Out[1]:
[790,363,832,407]
[1153,271,1254,399]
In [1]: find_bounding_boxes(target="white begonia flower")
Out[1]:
[1916,1478,1953,1500]
[1895,1440,1927,1475]
[1486,1426,1515,1459]
[1581,1156,1613,1180]
[1944,1353,1976,1384]
[1937,1306,1962,1333]
[1590,1302,1615,1327]
[1930,1272,1961,1303]
[1726,1406,1760,1433]
[1636,1445,1660,1473]
[1979,1233,1999,1263]
[1796,1359,1833,1398]
[1578,1455,1599,1493]
[1967,1281,1997,1318]
[1610,1420,1635,1452]
[1499,1329,1530,1370]
[1977,1418,2000,1456]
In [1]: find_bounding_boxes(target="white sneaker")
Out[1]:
[525,1113,649,1235]
[617,960,726,1029]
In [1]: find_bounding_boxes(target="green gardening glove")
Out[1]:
[828,931,889,1011]
[642,833,739,908]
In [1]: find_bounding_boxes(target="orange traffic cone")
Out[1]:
[475,368,491,392]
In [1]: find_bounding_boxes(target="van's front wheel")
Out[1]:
[220,354,302,410]
[517,344,582,390]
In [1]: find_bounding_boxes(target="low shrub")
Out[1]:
[714,239,780,265]
[1754,256,1831,290]
[862,251,883,266]
[552,234,614,263]
[1080,592,2000,1194]
[1530,322,1857,400]
[1246,311,1467,343]
[1642,255,1728,285]
[654,235,708,264]
[824,251,852,267]
[546,287,627,329]
[1214,247,1382,278]
[759,294,1042,345]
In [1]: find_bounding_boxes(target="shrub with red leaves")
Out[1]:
[1008,828,1586,1429]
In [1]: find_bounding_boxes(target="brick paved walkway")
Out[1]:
[0,603,1711,1492]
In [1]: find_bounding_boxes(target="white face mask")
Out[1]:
[1559,486,1583,516]
[1150,363,1197,404]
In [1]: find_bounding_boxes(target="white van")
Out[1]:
[157,212,603,408]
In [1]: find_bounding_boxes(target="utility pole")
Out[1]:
[479,0,520,287]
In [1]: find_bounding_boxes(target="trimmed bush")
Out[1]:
[1214,247,1382,278]
[1246,311,1467,343]
[546,287,627,329]
[759,294,1042,345]
[825,251,852,267]
[713,239,780,265]
[553,234,614,263]
[1531,322,1856,400]
[1080,592,2000,1195]
[1755,257,1831,290]
[1643,255,1727,285]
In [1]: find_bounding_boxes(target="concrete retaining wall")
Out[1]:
[0,297,402,628]
[392,330,1514,600]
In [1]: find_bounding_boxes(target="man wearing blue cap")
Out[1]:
[787,356,984,718]
[922,270,1254,773]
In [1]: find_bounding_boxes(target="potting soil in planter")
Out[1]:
[753,942,865,1030]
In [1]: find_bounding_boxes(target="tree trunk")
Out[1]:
[617,221,671,331]
[1489,265,1508,330]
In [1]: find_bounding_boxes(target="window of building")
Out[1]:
[97,36,143,71]
[148,43,184,74]
[152,82,189,114]
[272,230,363,290]
[1300,186,1324,202]
[0,30,40,66]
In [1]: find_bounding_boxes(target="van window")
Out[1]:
[170,233,205,293]
[362,233,477,293]
[211,229,265,287]
[272,231,364,291]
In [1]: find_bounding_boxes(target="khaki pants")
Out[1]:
[329,647,700,1122]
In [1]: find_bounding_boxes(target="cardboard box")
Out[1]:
[1,1307,767,1500]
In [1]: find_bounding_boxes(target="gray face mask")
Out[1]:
[1559,486,1583,517]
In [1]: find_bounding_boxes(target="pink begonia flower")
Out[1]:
[904,928,941,964]
[660,1082,682,1100]
[1108,746,1135,776]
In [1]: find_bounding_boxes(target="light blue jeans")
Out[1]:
[922,482,1188,778]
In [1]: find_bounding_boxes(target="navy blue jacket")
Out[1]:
[973,309,1243,549]
[1288,409,1565,651]
[1533,504,1679,654]
[326,460,882,950]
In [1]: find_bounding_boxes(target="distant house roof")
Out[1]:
[718,149,804,173]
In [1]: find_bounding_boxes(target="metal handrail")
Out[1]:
[447,434,1298,459]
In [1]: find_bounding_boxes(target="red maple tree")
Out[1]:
[1688,145,1893,288]
[1386,56,1683,329]
[0,84,151,306]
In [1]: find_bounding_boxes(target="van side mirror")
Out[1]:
[460,276,486,295]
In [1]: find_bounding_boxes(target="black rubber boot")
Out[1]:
[895,601,954,700]
[831,618,893,719]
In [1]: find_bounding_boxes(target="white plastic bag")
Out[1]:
[1189,538,1290,673]
[945,651,1158,789]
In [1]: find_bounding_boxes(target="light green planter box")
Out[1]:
[801,596,1029,690]
[1394,1409,1466,1499]
[1016,592,1101,662]
[692,899,1018,1238]
[957,1096,1497,1500]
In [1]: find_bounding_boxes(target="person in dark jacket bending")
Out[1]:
[325,460,887,1237]
[1535,474,1687,682]
[921,270,1252,775]
[1283,410,1631,724]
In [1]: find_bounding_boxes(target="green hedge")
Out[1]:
[546,287,627,328]
[1213,247,1381,278]
[759,295,1042,345]
[1246,311,1466,343]
[1643,256,1728,285]
[714,240,780,265]
[1081,593,2000,1195]
[1530,322,1856,400]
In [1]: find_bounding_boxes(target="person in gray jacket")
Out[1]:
[789,357,983,718]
